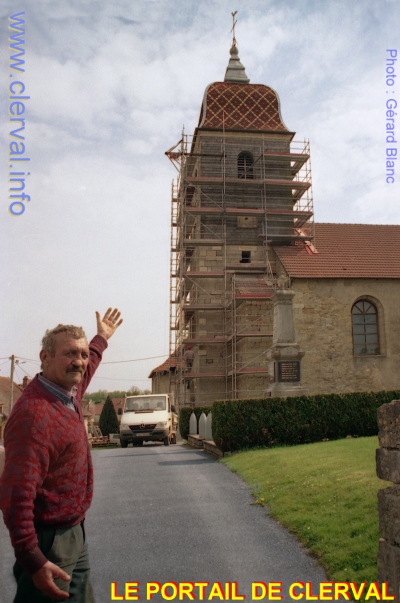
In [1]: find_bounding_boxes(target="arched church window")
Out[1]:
[238,152,254,179]
[351,300,379,355]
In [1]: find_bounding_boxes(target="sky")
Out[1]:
[1,0,399,393]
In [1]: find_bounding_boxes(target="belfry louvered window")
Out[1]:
[351,300,379,355]
[238,152,254,179]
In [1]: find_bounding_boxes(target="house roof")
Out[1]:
[93,398,125,416]
[93,403,104,416]
[111,398,125,412]
[275,223,400,279]
[0,376,23,409]
[148,356,182,379]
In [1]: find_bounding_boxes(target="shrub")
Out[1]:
[212,390,400,453]
[99,396,120,437]
[179,406,212,440]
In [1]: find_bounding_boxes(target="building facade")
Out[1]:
[150,43,400,409]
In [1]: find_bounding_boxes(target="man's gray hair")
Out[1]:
[41,324,87,355]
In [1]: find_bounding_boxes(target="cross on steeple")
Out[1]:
[224,11,250,84]
[231,11,238,47]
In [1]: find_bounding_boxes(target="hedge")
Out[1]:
[211,390,400,453]
[179,406,212,440]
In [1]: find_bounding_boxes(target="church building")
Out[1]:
[149,39,400,409]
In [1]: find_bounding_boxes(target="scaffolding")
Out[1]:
[167,132,314,409]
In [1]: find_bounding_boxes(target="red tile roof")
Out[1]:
[93,403,103,416]
[198,82,288,132]
[111,398,125,413]
[275,223,400,278]
[148,355,182,378]
[92,398,125,416]
[0,377,23,410]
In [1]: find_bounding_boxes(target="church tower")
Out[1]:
[167,32,314,408]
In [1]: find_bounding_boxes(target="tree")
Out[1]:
[99,396,120,436]
[83,389,109,404]
[128,385,141,396]
[84,386,148,404]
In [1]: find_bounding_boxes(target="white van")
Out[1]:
[119,394,177,447]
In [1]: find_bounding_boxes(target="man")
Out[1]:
[0,308,123,602]
[183,346,194,371]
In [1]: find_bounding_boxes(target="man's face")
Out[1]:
[40,334,90,392]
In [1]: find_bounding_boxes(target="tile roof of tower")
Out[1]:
[198,82,289,132]
[274,223,400,278]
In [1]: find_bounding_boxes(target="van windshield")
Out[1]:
[125,397,166,412]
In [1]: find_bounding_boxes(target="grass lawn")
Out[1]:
[222,436,389,584]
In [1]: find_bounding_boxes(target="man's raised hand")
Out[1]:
[96,308,123,341]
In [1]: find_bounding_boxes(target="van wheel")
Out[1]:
[171,433,177,445]
[163,436,170,446]
[137,441,143,446]
[120,440,128,448]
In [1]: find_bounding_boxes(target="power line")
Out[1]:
[14,357,40,363]
[102,354,167,365]
[90,375,151,382]
[14,363,33,379]
[2,354,167,365]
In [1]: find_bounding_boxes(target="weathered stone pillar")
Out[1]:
[376,399,400,597]
[189,412,197,435]
[198,412,207,440]
[205,412,213,441]
[265,289,308,398]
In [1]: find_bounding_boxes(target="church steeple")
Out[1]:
[224,12,250,84]
[224,44,250,84]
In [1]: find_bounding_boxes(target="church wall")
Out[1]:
[291,278,400,394]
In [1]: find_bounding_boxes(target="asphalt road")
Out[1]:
[0,443,326,602]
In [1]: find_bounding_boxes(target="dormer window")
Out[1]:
[238,152,254,179]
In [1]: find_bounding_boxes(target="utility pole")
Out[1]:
[9,355,15,416]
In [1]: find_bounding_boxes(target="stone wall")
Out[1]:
[376,399,400,597]
[290,278,400,394]
[151,372,171,395]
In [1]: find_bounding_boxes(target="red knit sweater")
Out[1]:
[0,335,107,574]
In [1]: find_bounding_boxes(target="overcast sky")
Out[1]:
[1,0,399,393]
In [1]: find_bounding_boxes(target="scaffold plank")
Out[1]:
[182,372,226,378]
[228,367,269,376]
[182,304,226,310]
[185,207,313,218]
[183,337,228,343]
[227,331,273,340]
[182,238,224,246]
[183,271,225,277]
[184,175,310,189]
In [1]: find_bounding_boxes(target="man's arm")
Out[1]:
[0,407,53,570]
[79,308,123,396]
